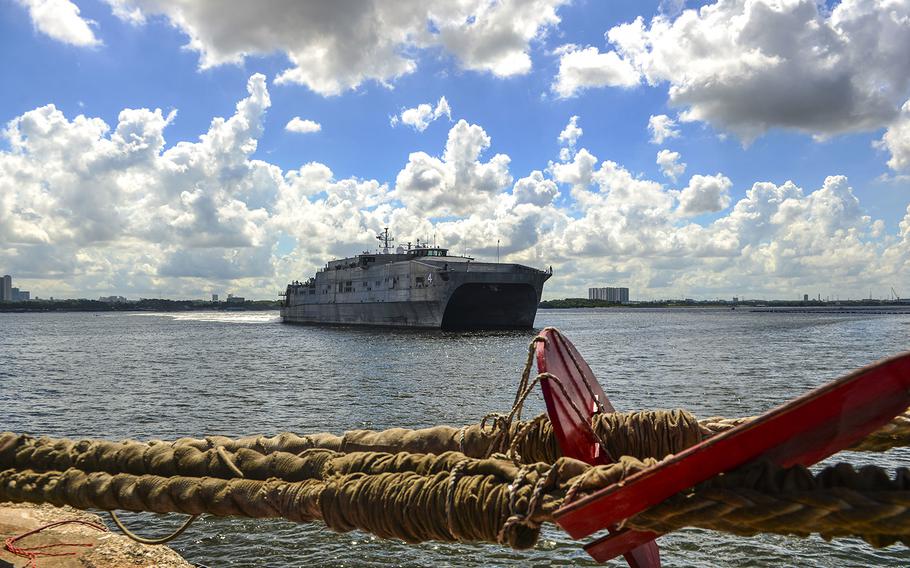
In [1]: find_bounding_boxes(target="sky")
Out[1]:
[0,0,909,301]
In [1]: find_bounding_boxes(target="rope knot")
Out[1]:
[497,462,558,548]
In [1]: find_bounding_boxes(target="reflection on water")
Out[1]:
[129,311,282,324]
[2,308,909,567]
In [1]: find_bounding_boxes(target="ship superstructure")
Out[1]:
[281,229,551,329]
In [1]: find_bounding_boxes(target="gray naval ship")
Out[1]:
[281,229,552,329]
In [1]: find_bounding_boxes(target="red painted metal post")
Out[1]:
[535,327,661,568]
[556,351,910,561]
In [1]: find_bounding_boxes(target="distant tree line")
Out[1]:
[538,298,908,309]
[0,298,282,312]
[538,298,626,309]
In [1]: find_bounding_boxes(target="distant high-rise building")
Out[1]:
[803,294,809,302]
[0,275,11,302]
[212,294,219,302]
[588,287,630,303]
[5,282,31,302]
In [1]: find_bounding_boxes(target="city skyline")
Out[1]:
[1,1,909,301]
[0,274,29,302]
[1,267,903,304]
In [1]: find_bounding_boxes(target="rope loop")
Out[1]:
[497,462,558,545]
[505,414,547,464]
[108,511,199,546]
[480,413,508,433]
[456,425,468,453]
[445,459,471,541]
[109,444,248,545]
[216,445,245,478]
[482,334,549,458]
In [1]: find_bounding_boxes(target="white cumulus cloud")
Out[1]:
[586,0,910,141]
[558,115,582,146]
[105,0,569,96]
[513,170,559,206]
[0,74,276,292]
[391,97,452,132]
[557,115,583,161]
[3,74,909,302]
[552,44,640,98]
[656,149,686,181]
[17,0,101,46]
[285,117,321,134]
[877,100,910,171]
[395,120,512,216]
[648,114,680,144]
[676,173,732,216]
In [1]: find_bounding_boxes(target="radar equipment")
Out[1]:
[376,228,395,254]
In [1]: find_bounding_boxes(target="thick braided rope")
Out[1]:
[3,410,907,485]
[0,433,344,481]
[2,455,910,549]
[0,434,537,485]
[558,457,910,548]
[625,461,910,548]
[698,412,910,453]
[0,452,561,550]
[105,447,248,544]
[253,410,910,458]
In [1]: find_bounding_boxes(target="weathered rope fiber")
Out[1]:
[0,452,558,549]
[1,454,909,549]
[2,409,906,483]
[624,460,910,548]
[0,434,341,482]
[697,412,910,453]
[104,445,250,544]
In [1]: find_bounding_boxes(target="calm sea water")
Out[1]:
[2,308,910,567]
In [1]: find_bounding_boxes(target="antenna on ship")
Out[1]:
[376,228,395,254]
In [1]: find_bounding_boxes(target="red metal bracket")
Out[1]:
[548,343,910,562]
[535,327,661,568]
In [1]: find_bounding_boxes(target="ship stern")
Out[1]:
[437,264,550,330]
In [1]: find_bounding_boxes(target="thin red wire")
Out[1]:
[4,519,108,568]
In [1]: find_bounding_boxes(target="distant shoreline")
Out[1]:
[538,298,910,310]
[5,297,908,314]
[0,299,281,313]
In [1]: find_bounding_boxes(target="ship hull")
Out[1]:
[281,300,443,328]
[281,260,549,329]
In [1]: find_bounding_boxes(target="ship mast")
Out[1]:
[376,227,395,254]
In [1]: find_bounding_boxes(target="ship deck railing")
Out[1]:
[412,259,546,274]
